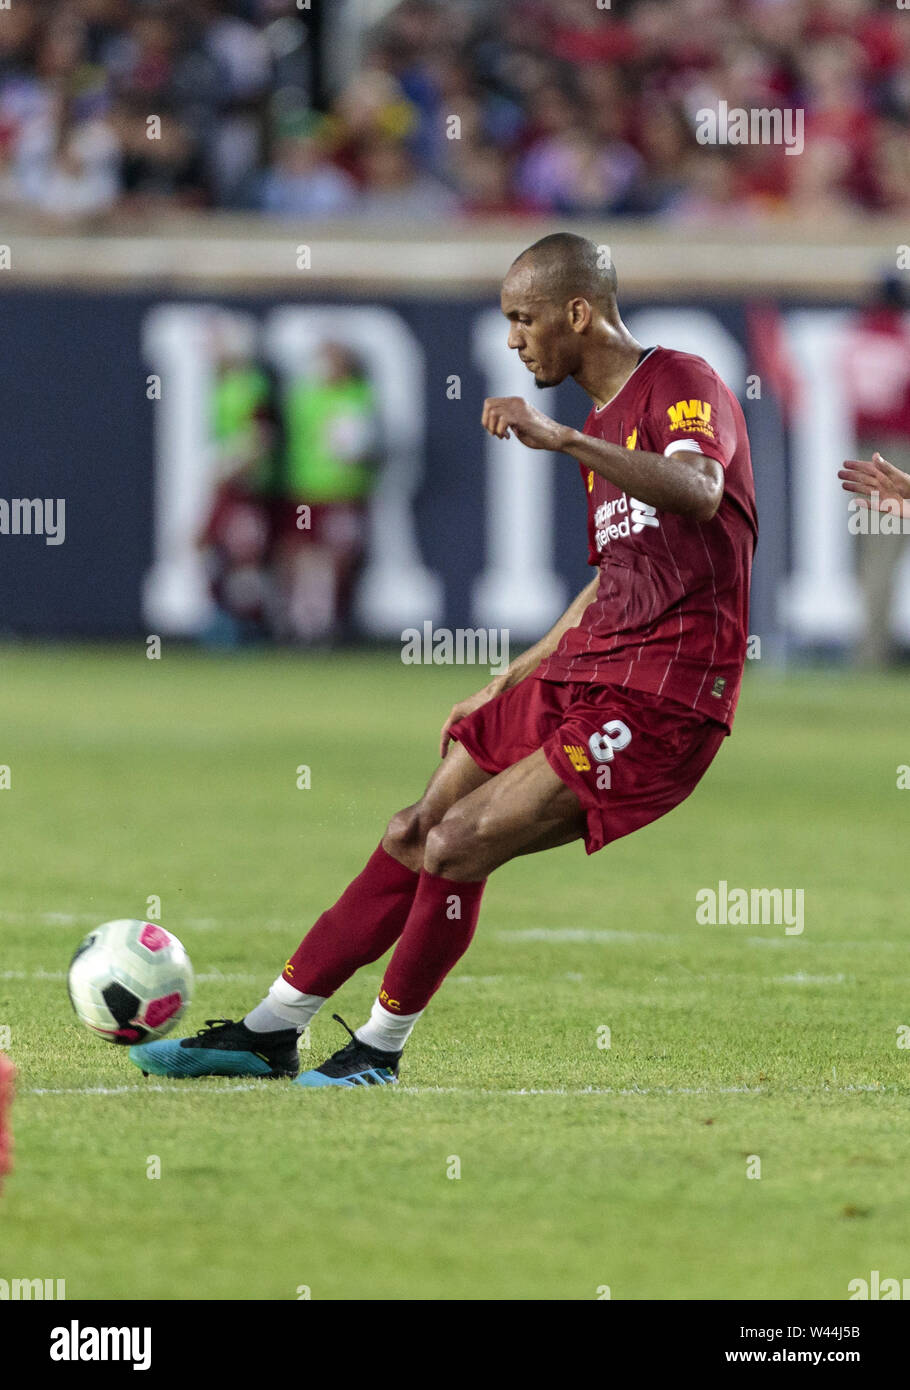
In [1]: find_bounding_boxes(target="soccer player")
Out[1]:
[130,233,758,1087]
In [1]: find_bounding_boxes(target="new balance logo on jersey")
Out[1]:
[594,494,660,551]
[563,744,591,773]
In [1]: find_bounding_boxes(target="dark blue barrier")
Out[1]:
[0,289,793,646]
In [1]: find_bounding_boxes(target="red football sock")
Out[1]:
[282,843,419,997]
[377,869,487,1016]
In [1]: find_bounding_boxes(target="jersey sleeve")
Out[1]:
[647,356,736,468]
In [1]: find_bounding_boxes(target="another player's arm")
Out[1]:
[482,396,723,521]
[439,576,599,758]
[839,452,910,517]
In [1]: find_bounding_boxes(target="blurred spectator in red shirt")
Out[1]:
[841,274,910,667]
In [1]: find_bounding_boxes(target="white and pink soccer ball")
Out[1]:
[67,920,194,1045]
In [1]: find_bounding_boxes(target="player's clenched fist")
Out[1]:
[481,396,572,451]
[839,452,910,514]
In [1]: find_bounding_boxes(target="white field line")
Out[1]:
[0,970,272,983]
[501,929,903,950]
[774,973,846,985]
[0,969,487,986]
[0,910,903,950]
[26,1084,269,1095]
[0,911,237,931]
[3,968,855,989]
[0,912,97,926]
[499,929,673,944]
[23,1082,895,1098]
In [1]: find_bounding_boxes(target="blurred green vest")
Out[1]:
[212,366,274,493]
[283,377,376,502]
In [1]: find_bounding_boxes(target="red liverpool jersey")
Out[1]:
[537,346,758,730]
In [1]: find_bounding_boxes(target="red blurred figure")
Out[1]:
[273,342,379,643]
[197,315,279,642]
[841,275,910,666]
[0,1054,15,1191]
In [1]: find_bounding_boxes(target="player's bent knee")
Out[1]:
[423,814,487,879]
[423,821,460,877]
[385,806,417,847]
[382,805,425,869]
[384,800,448,872]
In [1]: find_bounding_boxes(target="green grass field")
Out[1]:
[0,645,908,1301]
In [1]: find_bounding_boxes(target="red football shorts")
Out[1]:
[450,675,728,855]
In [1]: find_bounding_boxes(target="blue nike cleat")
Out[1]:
[294,1014,400,1089]
[129,1018,299,1079]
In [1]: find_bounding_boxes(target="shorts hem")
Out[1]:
[449,726,505,777]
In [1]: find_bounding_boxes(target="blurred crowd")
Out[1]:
[1,0,909,224]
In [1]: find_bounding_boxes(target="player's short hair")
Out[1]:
[510,233,618,311]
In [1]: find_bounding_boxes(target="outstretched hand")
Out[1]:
[839,453,910,516]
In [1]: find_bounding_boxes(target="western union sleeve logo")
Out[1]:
[667,399,714,436]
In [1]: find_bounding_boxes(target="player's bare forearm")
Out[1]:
[481,396,722,521]
[500,575,599,688]
[438,576,599,757]
[560,430,722,522]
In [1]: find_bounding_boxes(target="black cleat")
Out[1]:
[294,1015,400,1088]
[129,1018,300,1078]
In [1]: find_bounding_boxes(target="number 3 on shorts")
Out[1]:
[588,719,632,765]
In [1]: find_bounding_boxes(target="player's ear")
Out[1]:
[567,297,592,333]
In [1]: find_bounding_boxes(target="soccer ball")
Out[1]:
[67,920,194,1045]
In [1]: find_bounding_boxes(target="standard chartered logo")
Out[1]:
[595,495,659,550]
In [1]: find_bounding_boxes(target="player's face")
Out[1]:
[501,274,579,390]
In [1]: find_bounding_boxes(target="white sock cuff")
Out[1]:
[355,998,423,1053]
[267,975,326,1025]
